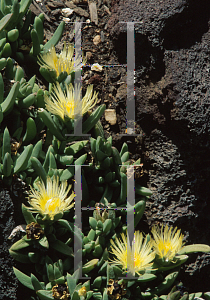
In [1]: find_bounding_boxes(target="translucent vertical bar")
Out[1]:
[65,22,90,137]
[74,22,83,136]
[74,165,90,279]
[126,22,135,135]
[126,165,136,279]
[118,165,136,280]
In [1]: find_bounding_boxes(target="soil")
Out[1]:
[1,0,210,299]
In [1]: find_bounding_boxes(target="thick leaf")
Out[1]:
[31,273,44,291]
[10,250,31,263]
[47,264,54,282]
[71,291,80,300]
[43,21,65,51]
[178,244,210,255]
[31,139,42,159]
[67,272,77,295]
[72,269,80,281]
[74,153,87,166]
[36,290,54,300]
[2,127,11,157]
[51,240,73,256]
[82,105,106,134]
[153,255,188,272]
[82,280,90,292]
[10,236,32,251]
[82,259,99,274]
[57,219,74,232]
[54,265,62,280]
[14,144,33,173]
[102,289,108,300]
[31,157,47,185]
[13,267,33,290]
[39,236,49,249]
[54,276,65,285]
[152,270,179,295]
[60,166,74,181]
[92,292,102,300]
[87,291,93,300]
[204,292,210,300]
[0,13,12,32]
[22,203,36,224]
[137,273,157,282]
[189,293,203,300]
[65,140,88,155]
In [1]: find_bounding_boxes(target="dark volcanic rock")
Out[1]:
[108,0,187,44]
[108,0,210,80]
[0,183,18,300]
[108,0,210,292]
[0,180,36,300]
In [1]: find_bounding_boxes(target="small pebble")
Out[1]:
[105,109,117,125]
[91,63,103,72]
[93,35,101,45]
[63,17,71,23]
[100,31,105,42]
[86,51,92,60]
[61,8,74,17]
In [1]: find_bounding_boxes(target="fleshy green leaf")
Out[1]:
[14,144,33,173]
[36,290,54,300]
[9,250,31,263]
[60,166,74,181]
[22,203,36,224]
[204,292,210,300]
[10,236,32,251]
[67,272,77,295]
[39,236,49,249]
[82,104,106,134]
[65,140,88,155]
[31,273,44,291]
[51,240,73,256]
[13,267,34,290]
[71,291,80,300]
[178,244,210,255]
[137,273,157,282]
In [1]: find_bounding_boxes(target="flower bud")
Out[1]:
[26,222,44,240]
[78,286,87,297]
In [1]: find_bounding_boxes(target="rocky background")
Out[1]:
[107,0,210,292]
[1,0,210,298]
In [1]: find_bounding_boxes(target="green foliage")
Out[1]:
[3,3,210,300]
[0,0,65,62]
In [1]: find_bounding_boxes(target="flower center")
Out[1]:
[133,251,144,268]
[40,196,61,213]
[52,57,58,73]
[159,240,172,257]
[64,102,74,114]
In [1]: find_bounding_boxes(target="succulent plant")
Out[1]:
[13,266,93,300]
[0,0,65,63]
[0,126,34,185]
[9,203,74,264]
[38,42,86,84]
[3,3,210,299]
[37,82,106,144]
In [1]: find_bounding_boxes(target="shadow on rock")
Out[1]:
[161,0,210,50]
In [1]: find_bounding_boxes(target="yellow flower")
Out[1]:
[38,42,85,77]
[151,225,184,263]
[27,177,74,220]
[109,231,155,276]
[44,83,98,120]
[78,286,87,297]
